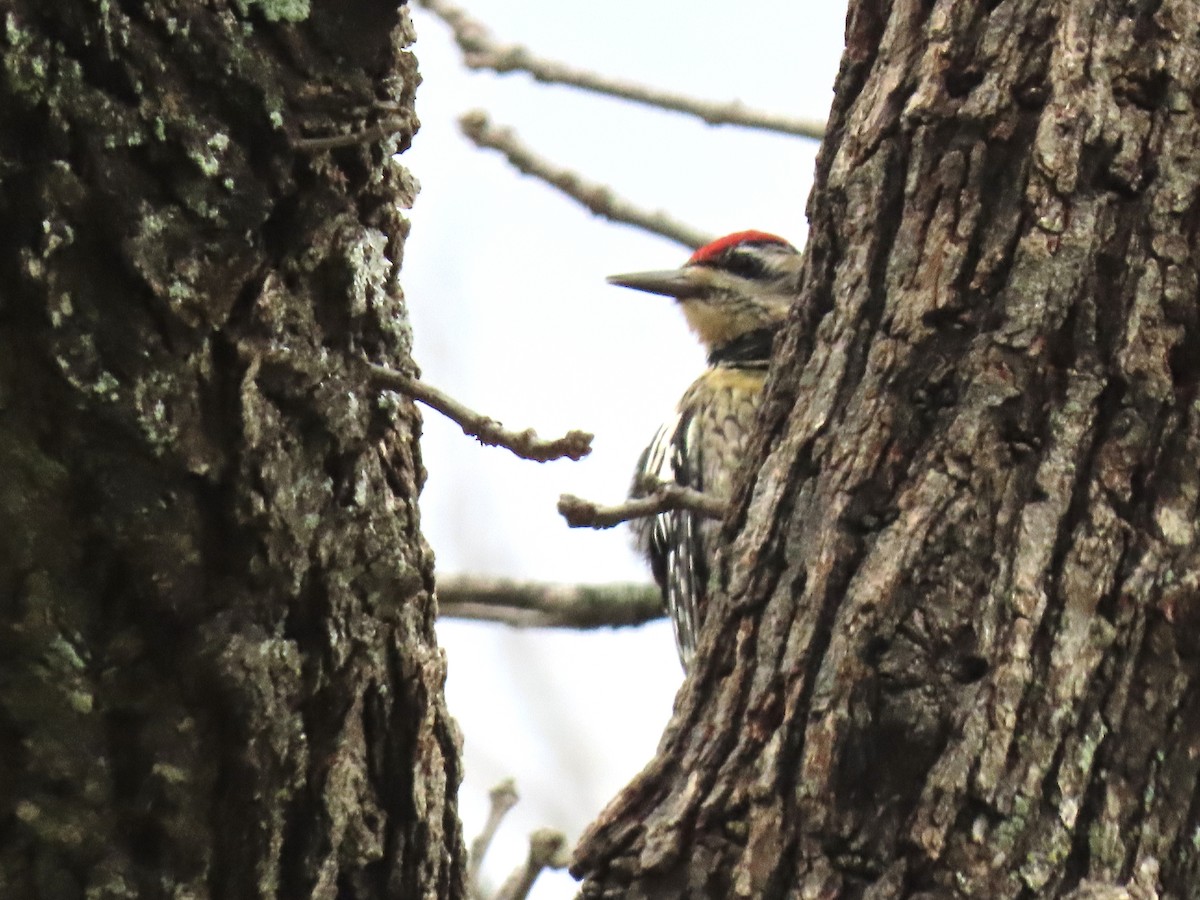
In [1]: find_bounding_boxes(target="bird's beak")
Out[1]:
[606,266,715,299]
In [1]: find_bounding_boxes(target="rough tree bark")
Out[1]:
[575,1,1200,898]
[0,2,465,898]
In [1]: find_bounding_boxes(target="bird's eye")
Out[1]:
[721,249,766,279]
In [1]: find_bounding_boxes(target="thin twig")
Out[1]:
[468,779,520,900]
[558,484,727,529]
[437,576,663,629]
[494,828,570,900]
[459,110,712,250]
[368,363,592,463]
[292,116,417,152]
[419,0,826,140]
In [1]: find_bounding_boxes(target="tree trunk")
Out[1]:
[574,1,1200,897]
[0,2,465,898]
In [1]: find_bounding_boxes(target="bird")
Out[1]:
[608,231,802,669]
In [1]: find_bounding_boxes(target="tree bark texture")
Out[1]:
[0,2,465,898]
[575,0,1200,897]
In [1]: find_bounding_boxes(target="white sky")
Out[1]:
[401,3,848,895]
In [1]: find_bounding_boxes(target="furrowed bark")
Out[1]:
[575,1,1200,897]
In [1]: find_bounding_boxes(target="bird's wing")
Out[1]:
[633,410,706,668]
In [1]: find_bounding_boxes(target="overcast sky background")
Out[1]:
[401,3,848,895]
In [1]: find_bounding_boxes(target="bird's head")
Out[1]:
[607,231,801,351]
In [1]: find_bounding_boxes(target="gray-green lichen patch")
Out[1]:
[234,0,310,23]
[189,131,232,178]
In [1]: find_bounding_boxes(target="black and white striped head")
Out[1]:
[607,231,801,350]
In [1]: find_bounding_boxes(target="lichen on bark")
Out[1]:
[0,2,464,898]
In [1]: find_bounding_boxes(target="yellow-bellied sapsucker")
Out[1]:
[608,231,802,669]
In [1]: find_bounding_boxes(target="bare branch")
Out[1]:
[419,0,826,140]
[368,363,592,463]
[464,781,572,900]
[437,576,663,629]
[468,779,519,900]
[459,110,712,250]
[494,828,570,900]
[558,484,727,529]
